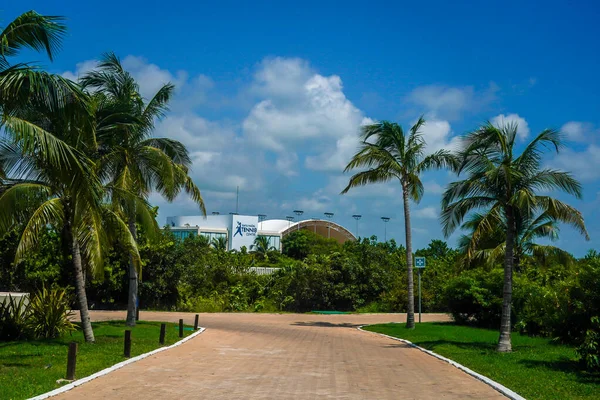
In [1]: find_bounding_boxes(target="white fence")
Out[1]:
[248,267,281,276]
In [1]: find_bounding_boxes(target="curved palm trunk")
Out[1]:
[402,184,415,329]
[126,219,138,327]
[498,207,514,352]
[64,213,95,343]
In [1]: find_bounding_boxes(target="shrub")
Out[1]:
[0,295,31,340]
[27,287,76,339]
[577,316,600,371]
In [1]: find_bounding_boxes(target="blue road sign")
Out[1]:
[415,257,426,268]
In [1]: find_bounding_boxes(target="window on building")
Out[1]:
[172,229,198,241]
[200,231,228,244]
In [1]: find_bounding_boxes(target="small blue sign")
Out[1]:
[415,257,426,268]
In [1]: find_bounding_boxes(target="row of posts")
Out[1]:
[66,314,201,381]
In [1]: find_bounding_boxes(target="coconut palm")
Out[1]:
[0,85,143,342]
[0,11,79,119]
[211,236,227,251]
[251,235,276,260]
[80,53,205,326]
[457,209,575,270]
[342,117,456,328]
[441,122,588,352]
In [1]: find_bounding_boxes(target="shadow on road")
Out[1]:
[291,321,361,328]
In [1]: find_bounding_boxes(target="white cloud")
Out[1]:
[424,181,445,194]
[243,57,369,173]
[419,119,462,154]
[406,83,498,120]
[553,144,600,181]
[561,121,597,143]
[62,60,98,81]
[413,207,438,219]
[491,113,530,140]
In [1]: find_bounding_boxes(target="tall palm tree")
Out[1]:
[0,85,143,342]
[211,236,227,251]
[80,53,206,326]
[342,117,455,328]
[457,209,575,270]
[251,235,276,260]
[441,122,588,352]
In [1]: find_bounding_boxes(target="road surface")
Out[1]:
[56,311,506,399]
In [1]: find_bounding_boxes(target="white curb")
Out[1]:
[30,327,206,400]
[357,326,526,400]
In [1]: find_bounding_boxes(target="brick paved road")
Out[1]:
[56,311,506,399]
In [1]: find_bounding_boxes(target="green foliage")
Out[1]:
[577,317,600,371]
[282,230,341,259]
[27,286,76,339]
[0,295,30,340]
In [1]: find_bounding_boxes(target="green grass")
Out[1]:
[364,322,600,400]
[0,320,194,400]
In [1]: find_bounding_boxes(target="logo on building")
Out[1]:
[234,221,256,237]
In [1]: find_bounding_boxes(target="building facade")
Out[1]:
[166,214,356,251]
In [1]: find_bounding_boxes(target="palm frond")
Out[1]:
[0,11,66,61]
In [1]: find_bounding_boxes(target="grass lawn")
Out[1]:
[0,320,194,400]
[364,322,600,400]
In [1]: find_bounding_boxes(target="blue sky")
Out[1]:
[5,1,600,255]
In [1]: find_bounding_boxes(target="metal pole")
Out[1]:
[418,269,422,323]
[236,186,239,214]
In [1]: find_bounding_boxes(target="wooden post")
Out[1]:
[159,323,166,344]
[124,330,132,358]
[194,314,199,331]
[179,319,184,338]
[66,342,77,380]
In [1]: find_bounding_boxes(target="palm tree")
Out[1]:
[80,53,205,326]
[1,11,78,119]
[457,209,575,270]
[211,236,227,251]
[342,117,455,328]
[251,235,276,260]
[0,85,143,342]
[441,122,588,352]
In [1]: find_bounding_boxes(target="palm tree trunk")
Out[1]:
[126,219,138,327]
[498,206,514,352]
[64,215,95,343]
[402,184,415,329]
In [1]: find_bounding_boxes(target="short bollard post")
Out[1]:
[66,342,77,380]
[135,307,140,321]
[194,314,199,331]
[159,323,166,344]
[124,330,132,358]
[179,319,184,338]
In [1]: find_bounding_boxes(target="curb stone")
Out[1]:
[29,327,206,400]
[357,325,526,400]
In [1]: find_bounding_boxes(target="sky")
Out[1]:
[4,1,600,255]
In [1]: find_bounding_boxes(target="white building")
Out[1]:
[166,214,356,251]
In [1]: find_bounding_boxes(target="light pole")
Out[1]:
[324,212,334,238]
[381,217,390,242]
[229,212,238,215]
[293,210,304,231]
[258,214,267,230]
[352,214,362,238]
[212,212,220,215]
[286,216,294,228]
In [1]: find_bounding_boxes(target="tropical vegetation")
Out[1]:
[342,118,455,328]
[441,123,588,352]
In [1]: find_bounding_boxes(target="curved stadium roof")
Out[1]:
[260,219,356,244]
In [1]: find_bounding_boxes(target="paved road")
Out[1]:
[57,311,506,399]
